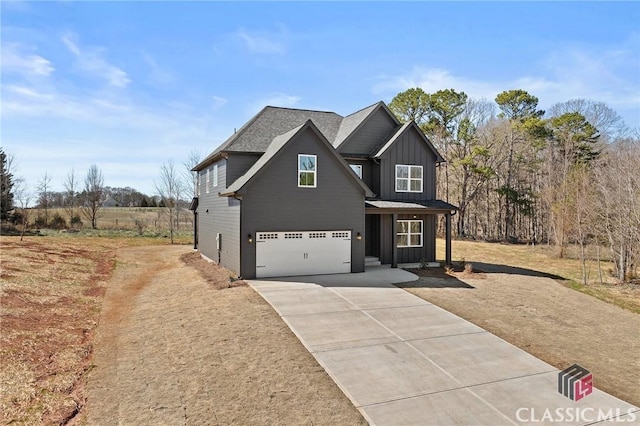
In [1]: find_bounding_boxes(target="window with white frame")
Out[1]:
[206,168,210,193]
[395,165,423,192]
[349,164,363,179]
[298,154,317,187]
[196,173,200,196]
[213,164,218,187]
[397,220,423,247]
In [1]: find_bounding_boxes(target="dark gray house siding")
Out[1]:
[196,159,241,274]
[377,214,436,264]
[239,128,366,279]
[378,126,438,200]
[227,153,260,185]
[339,107,398,156]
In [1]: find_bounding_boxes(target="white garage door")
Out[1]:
[256,230,351,278]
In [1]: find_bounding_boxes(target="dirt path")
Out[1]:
[85,245,364,425]
[400,269,640,407]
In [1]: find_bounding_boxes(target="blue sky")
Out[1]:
[2,1,639,196]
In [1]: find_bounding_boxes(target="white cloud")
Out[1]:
[142,52,173,86]
[62,33,131,88]
[235,28,286,55]
[212,96,228,110]
[247,92,301,115]
[1,42,54,76]
[372,43,639,127]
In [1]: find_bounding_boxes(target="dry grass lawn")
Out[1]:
[0,235,175,425]
[85,246,365,425]
[439,238,640,314]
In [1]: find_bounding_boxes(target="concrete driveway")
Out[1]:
[249,267,638,425]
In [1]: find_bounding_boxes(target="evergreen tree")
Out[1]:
[0,149,14,221]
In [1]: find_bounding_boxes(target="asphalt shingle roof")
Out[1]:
[194,103,388,170]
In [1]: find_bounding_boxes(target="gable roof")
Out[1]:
[373,120,445,163]
[333,102,401,151]
[220,120,374,198]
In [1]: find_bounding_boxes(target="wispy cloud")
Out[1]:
[62,33,131,88]
[373,43,640,124]
[235,27,286,55]
[212,96,228,110]
[1,42,54,76]
[247,92,301,114]
[142,52,174,86]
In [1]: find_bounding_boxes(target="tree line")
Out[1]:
[0,149,201,241]
[389,88,639,283]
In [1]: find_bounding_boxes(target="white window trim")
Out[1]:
[350,164,363,179]
[206,168,210,194]
[298,154,317,188]
[395,165,423,193]
[213,164,219,187]
[196,173,200,196]
[397,219,423,248]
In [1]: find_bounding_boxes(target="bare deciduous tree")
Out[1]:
[81,165,105,229]
[63,169,78,222]
[13,178,33,241]
[155,160,184,244]
[593,139,640,282]
[37,172,52,224]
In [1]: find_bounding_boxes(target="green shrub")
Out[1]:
[49,213,67,230]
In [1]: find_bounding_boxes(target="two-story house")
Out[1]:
[191,101,457,279]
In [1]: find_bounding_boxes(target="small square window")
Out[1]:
[349,164,363,179]
[298,154,317,188]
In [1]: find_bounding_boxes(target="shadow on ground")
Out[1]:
[467,261,566,280]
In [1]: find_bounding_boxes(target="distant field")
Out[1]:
[27,207,194,233]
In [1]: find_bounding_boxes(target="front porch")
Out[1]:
[364,200,458,268]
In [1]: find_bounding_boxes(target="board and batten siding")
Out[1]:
[240,128,366,279]
[339,108,398,156]
[196,159,241,275]
[379,214,436,264]
[378,126,438,200]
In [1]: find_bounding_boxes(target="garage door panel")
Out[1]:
[256,231,351,278]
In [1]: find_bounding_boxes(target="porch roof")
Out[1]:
[365,199,457,215]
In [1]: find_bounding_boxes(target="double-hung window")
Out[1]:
[349,164,363,179]
[213,164,218,187]
[397,220,423,247]
[298,154,317,188]
[395,165,423,193]
[206,168,210,193]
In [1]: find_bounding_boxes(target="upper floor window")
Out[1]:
[206,168,210,193]
[196,173,200,196]
[213,164,219,187]
[395,165,423,193]
[298,154,317,188]
[349,164,363,179]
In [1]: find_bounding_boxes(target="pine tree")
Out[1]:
[0,149,14,221]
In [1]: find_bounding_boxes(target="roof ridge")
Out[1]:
[263,105,342,116]
[343,101,382,118]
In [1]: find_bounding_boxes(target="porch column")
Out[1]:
[391,213,398,268]
[445,212,452,266]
